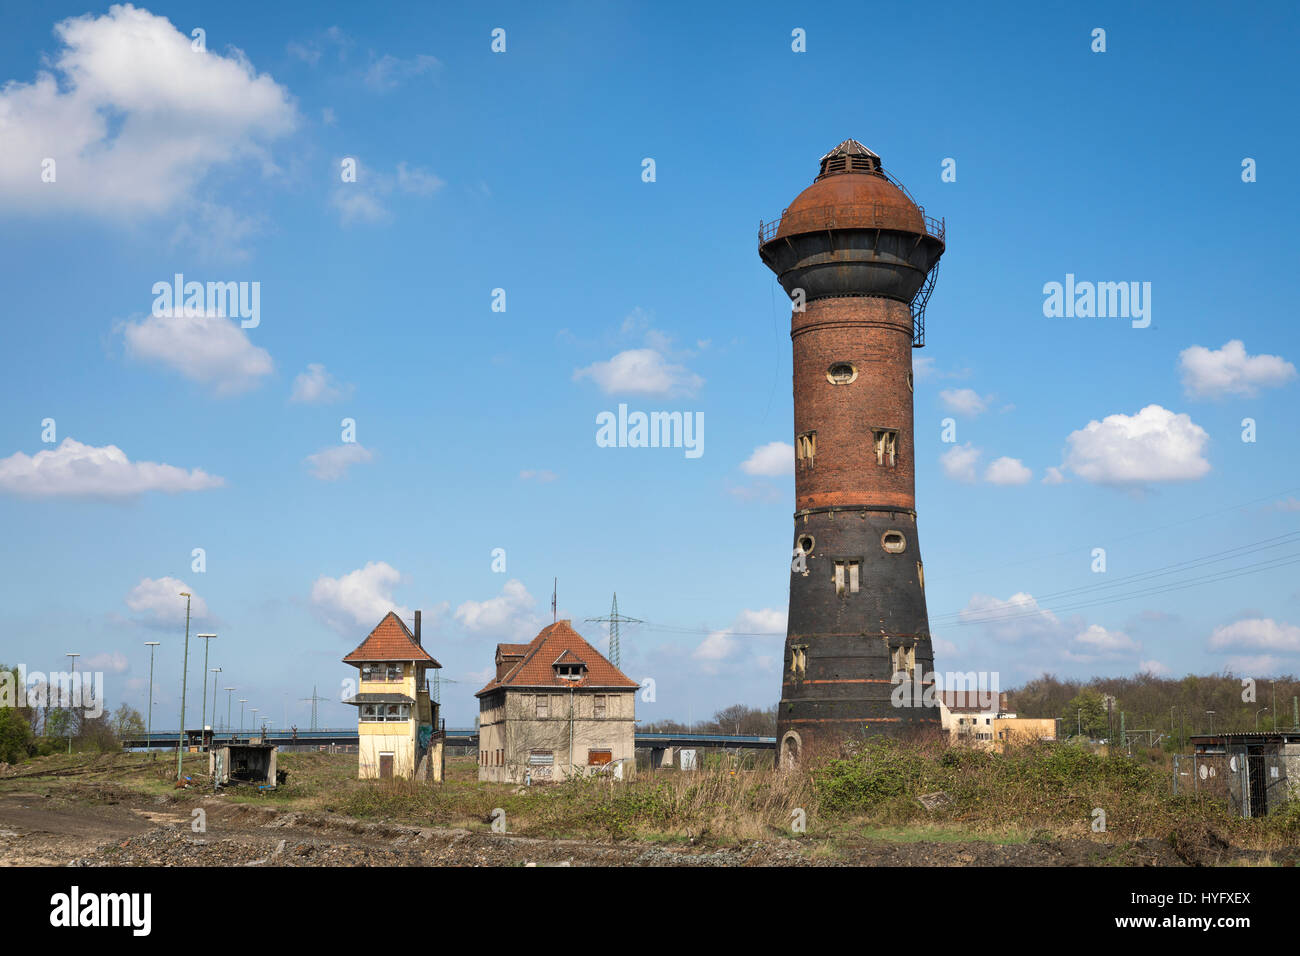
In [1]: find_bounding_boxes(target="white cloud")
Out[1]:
[940,442,981,483]
[984,457,1032,485]
[395,162,445,196]
[454,579,539,639]
[959,592,1061,644]
[1139,659,1170,676]
[305,443,373,480]
[693,631,737,665]
[734,608,785,633]
[939,388,990,416]
[741,442,794,477]
[331,187,390,225]
[363,53,440,91]
[122,312,273,396]
[1042,466,1067,485]
[691,608,784,674]
[290,363,352,403]
[933,637,960,657]
[1179,340,1296,399]
[519,469,557,482]
[1062,404,1210,485]
[85,652,128,673]
[0,5,295,219]
[573,348,703,398]
[1069,624,1139,657]
[1208,618,1300,653]
[126,576,208,626]
[329,158,444,225]
[1223,655,1282,676]
[0,438,223,498]
[311,561,410,633]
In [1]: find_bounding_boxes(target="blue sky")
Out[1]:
[1,2,1298,730]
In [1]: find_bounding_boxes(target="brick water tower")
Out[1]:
[758,140,945,765]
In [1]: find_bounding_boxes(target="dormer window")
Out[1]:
[552,650,588,681]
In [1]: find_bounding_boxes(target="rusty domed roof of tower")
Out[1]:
[767,139,930,242]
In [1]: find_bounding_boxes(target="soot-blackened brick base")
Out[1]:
[779,506,936,759]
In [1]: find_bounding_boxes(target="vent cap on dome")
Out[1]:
[816,139,883,180]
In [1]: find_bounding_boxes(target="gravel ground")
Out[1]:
[3,779,1289,867]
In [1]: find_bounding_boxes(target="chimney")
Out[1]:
[414,609,422,646]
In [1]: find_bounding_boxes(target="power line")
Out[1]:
[586,593,643,669]
[940,483,1300,582]
[623,528,1300,639]
[931,530,1300,625]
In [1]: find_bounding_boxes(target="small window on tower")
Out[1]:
[834,560,861,596]
[873,429,899,467]
[796,431,817,469]
[892,644,916,680]
[917,561,925,591]
[797,534,815,555]
[790,644,807,678]
[826,363,858,385]
[882,531,907,554]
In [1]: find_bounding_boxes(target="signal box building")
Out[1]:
[342,610,444,782]
[475,620,637,783]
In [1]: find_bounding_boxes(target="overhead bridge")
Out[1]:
[122,729,776,752]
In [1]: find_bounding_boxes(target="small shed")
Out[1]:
[210,741,278,788]
[1189,731,1300,817]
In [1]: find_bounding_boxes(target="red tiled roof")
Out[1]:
[342,611,440,666]
[476,620,638,696]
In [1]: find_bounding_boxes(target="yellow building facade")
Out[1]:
[343,610,444,782]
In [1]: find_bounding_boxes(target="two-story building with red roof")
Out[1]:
[475,620,637,783]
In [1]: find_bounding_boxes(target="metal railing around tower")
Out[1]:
[758,203,945,246]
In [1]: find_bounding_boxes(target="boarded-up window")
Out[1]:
[873,429,898,467]
[796,431,817,468]
[594,695,606,718]
[588,749,612,766]
[791,644,807,677]
[834,560,860,596]
[536,696,549,718]
[892,644,915,680]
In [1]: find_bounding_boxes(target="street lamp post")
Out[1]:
[145,642,160,753]
[239,699,247,738]
[177,593,192,780]
[1257,708,1269,731]
[1206,710,1216,736]
[225,686,235,736]
[197,634,216,747]
[210,667,222,738]
[65,653,80,755]
[251,709,258,738]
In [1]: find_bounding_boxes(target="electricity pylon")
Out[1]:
[586,593,642,670]
[299,685,329,731]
